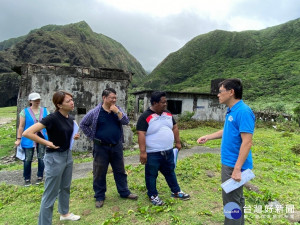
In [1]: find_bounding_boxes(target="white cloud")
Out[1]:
[96,0,189,17]
[95,0,244,19]
[0,0,300,71]
[228,17,267,31]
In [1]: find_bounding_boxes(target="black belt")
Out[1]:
[147,148,173,155]
[46,148,68,153]
[94,139,118,147]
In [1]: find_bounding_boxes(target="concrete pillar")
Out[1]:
[144,96,148,111]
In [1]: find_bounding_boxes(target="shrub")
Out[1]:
[293,105,300,127]
[291,144,300,155]
[177,119,223,130]
[274,103,286,113]
[178,111,195,122]
[276,120,299,133]
[281,131,293,138]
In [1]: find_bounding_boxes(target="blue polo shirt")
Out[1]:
[221,100,255,170]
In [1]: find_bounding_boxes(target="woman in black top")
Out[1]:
[23,91,80,224]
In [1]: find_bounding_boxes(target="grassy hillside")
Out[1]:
[0,21,146,79]
[142,18,300,113]
[0,21,147,107]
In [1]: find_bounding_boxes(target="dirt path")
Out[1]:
[0,117,13,126]
[0,146,220,186]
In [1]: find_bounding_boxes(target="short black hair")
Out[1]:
[102,88,116,97]
[150,91,166,105]
[219,78,243,99]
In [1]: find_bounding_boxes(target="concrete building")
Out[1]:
[133,88,227,122]
[13,63,133,151]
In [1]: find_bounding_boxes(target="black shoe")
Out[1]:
[36,177,43,185]
[24,180,31,187]
[95,200,104,208]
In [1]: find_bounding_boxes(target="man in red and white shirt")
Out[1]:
[137,91,190,206]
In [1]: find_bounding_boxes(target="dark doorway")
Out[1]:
[167,100,182,114]
[77,107,87,114]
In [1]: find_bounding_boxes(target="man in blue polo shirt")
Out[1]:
[80,88,138,208]
[197,79,255,225]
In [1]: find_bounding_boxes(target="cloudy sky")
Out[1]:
[1,0,299,71]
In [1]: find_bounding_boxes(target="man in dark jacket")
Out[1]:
[80,88,138,208]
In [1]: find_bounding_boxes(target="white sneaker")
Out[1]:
[150,195,164,206]
[60,213,81,221]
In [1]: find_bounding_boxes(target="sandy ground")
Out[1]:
[0,146,220,186]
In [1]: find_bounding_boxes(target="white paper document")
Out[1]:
[221,169,255,193]
[69,121,79,150]
[173,148,179,168]
[16,145,25,160]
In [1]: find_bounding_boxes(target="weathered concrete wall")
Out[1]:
[133,90,227,121]
[15,64,133,151]
[181,98,194,112]
[168,93,226,121]
[166,96,194,112]
[192,97,226,121]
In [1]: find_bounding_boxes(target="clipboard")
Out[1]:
[221,169,255,193]
[69,120,79,150]
[16,145,25,160]
[173,148,179,168]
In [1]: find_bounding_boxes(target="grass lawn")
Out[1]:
[0,106,299,224]
[0,106,17,158]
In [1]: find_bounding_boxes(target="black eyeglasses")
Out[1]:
[218,89,229,94]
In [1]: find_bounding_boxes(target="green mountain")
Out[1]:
[0,21,146,76]
[142,18,300,113]
[0,21,146,107]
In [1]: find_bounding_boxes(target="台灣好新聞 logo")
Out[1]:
[224,202,242,220]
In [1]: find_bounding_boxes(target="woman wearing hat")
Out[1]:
[15,92,49,186]
[23,91,80,223]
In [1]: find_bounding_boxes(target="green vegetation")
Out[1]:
[1,19,300,115]
[0,106,17,118]
[140,18,300,114]
[1,106,299,224]
[293,105,300,126]
[0,106,17,158]
[0,21,146,82]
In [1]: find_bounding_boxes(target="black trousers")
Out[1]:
[93,141,130,201]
